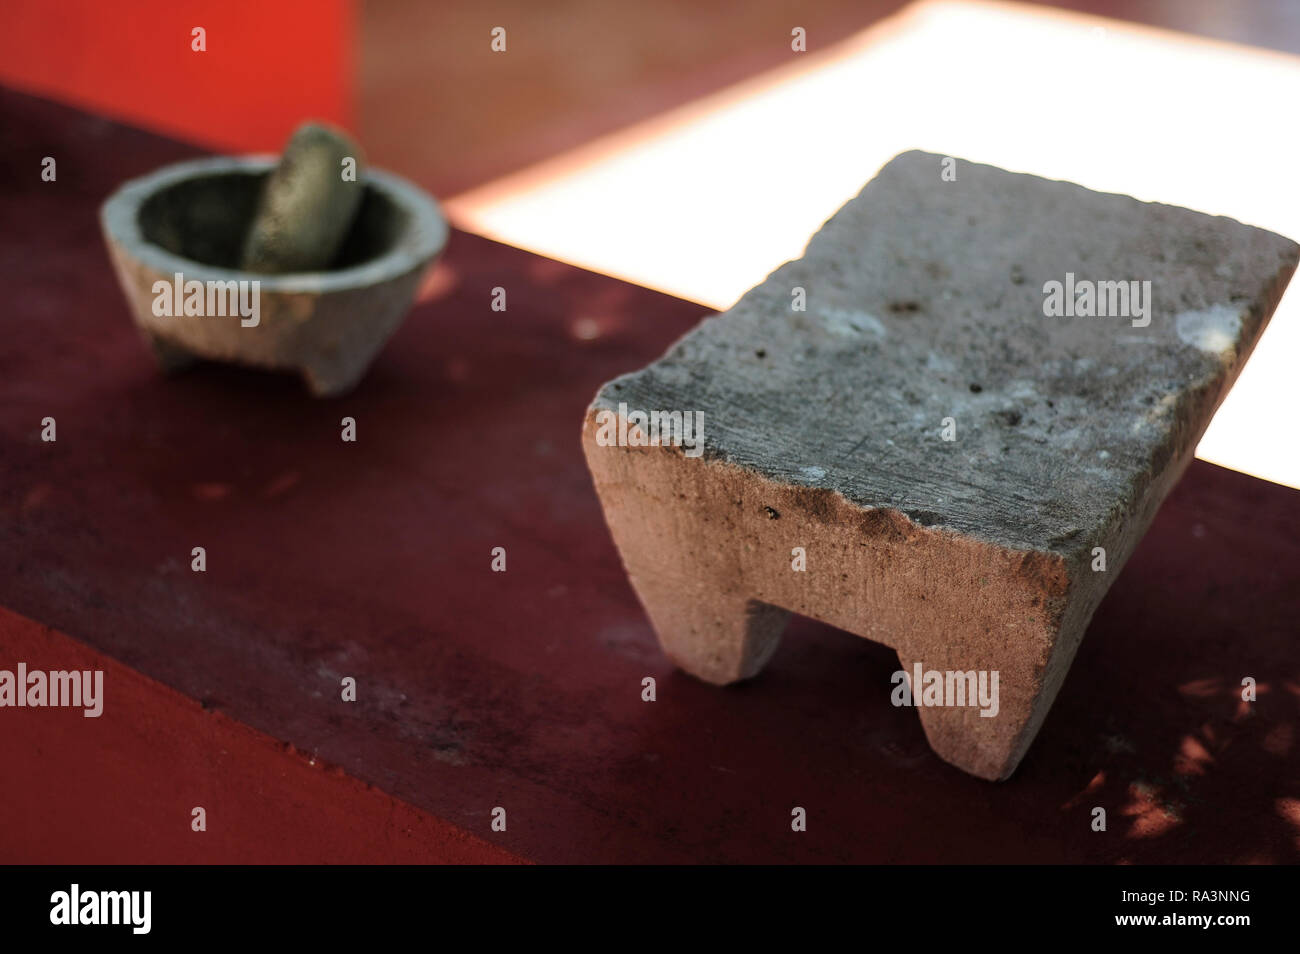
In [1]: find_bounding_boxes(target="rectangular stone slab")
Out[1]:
[582,150,1299,780]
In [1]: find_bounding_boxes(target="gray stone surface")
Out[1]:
[605,151,1297,558]
[583,150,1298,779]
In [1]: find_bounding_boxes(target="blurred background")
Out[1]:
[3,0,1299,488]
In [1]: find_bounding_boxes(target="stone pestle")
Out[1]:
[240,121,366,274]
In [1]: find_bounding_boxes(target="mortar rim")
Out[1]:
[100,155,449,293]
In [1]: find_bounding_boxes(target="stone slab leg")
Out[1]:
[635,579,788,686]
[145,332,198,373]
[300,355,369,398]
[892,638,1050,782]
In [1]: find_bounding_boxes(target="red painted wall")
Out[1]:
[0,0,354,152]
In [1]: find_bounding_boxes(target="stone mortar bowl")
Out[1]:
[101,156,448,396]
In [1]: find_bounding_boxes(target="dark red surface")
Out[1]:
[2,88,1299,863]
[0,606,523,864]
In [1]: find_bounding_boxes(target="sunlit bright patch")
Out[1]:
[447,0,1300,490]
